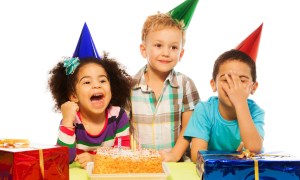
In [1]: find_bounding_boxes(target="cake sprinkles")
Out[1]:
[93,147,164,174]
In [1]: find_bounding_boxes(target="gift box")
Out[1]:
[0,143,69,180]
[197,150,300,180]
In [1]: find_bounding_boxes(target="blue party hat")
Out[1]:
[73,22,100,59]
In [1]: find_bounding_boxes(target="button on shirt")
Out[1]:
[130,66,200,150]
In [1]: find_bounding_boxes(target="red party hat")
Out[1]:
[235,23,263,62]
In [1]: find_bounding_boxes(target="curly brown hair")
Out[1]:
[48,52,131,112]
[141,12,186,46]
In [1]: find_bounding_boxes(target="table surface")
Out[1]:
[69,161,199,180]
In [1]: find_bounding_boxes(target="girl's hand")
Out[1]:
[221,71,253,107]
[75,152,94,169]
[61,101,79,126]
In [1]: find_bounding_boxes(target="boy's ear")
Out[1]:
[69,93,79,103]
[250,82,259,94]
[140,43,147,58]
[179,49,185,62]
[210,79,217,92]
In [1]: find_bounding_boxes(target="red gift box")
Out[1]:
[0,144,69,180]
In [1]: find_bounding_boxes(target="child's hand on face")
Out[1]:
[75,152,94,169]
[61,101,79,126]
[221,71,253,107]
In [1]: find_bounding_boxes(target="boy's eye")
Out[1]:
[155,44,162,48]
[171,46,178,50]
[220,77,227,82]
[240,79,249,83]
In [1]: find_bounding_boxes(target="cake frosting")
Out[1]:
[93,147,163,174]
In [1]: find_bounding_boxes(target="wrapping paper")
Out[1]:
[197,150,300,180]
[0,144,69,180]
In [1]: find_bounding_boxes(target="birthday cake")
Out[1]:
[92,147,163,174]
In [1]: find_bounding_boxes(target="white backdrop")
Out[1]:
[1,0,299,156]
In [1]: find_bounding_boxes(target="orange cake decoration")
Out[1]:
[93,147,163,174]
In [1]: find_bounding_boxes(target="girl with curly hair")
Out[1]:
[48,53,131,168]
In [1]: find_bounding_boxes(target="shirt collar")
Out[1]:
[132,65,179,92]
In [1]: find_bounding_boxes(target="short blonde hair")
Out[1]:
[141,12,186,46]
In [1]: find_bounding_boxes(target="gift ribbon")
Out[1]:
[237,150,293,180]
[210,150,259,180]
[0,139,29,148]
[39,149,45,179]
[236,150,259,180]
[202,150,292,180]
[0,139,45,179]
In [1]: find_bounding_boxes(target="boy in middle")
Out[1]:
[129,0,200,162]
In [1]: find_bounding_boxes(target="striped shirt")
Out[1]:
[57,106,130,163]
[130,66,200,150]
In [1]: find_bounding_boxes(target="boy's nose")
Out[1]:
[162,47,170,56]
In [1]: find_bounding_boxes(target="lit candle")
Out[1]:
[130,134,136,151]
[118,137,121,153]
[138,136,141,150]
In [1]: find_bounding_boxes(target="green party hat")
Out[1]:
[168,0,199,30]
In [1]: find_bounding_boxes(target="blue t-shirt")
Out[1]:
[184,96,265,151]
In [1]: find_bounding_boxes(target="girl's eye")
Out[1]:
[83,81,90,84]
[99,77,109,83]
[100,79,107,83]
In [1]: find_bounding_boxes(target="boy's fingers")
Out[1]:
[230,71,243,88]
[236,142,244,151]
[224,74,232,88]
[220,82,229,93]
